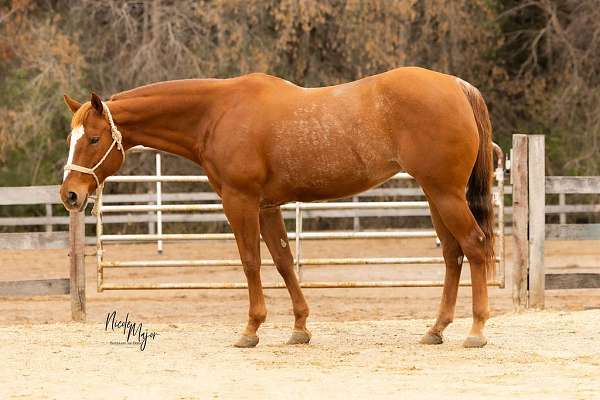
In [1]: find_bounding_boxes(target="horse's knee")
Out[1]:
[273,254,294,275]
[442,240,463,263]
[442,242,461,257]
[242,259,261,276]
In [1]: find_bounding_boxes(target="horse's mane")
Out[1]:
[110,79,221,101]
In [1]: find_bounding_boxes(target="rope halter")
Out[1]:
[63,101,125,215]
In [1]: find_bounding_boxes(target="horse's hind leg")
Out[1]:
[420,200,464,345]
[423,186,490,348]
[259,206,311,344]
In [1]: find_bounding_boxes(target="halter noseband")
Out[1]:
[63,101,125,215]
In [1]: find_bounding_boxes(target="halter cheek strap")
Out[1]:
[63,101,125,215]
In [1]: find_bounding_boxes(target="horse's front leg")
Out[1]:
[222,187,266,348]
[259,206,311,345]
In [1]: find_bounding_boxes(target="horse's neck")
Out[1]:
[108,81,227,162]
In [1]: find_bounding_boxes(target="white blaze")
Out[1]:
[63,125,85,181]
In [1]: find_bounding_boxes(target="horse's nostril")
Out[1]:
[67,191,78,206]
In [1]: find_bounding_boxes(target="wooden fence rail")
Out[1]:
[2,184,596,231]
[0,184,86,321]
[512,134,600,310]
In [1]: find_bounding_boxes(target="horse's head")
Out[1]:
[60,93,125,211]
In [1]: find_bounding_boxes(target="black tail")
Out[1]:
[458,80,495,279]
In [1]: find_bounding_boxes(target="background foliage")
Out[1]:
[1,0,599,186]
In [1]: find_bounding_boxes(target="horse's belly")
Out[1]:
[292,165,398,202]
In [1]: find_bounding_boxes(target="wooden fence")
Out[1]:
[512,134,600,310]
[2,183,598,233]
[0,186,440,228]
[0,187,85,321]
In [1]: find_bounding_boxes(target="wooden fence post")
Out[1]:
[512,135,529,310]
[352,196,360,232]
[45,203,53,233]
[69,211,86,321]
[528,135,545,308]
[558,193,566,224]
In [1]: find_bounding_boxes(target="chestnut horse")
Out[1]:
[60,67,494,348]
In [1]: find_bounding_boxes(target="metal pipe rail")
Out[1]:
[99,229,500,243]
[99,230,438,242]
[95,144,506,292]
[106,175,210,183]
[101,280,504,290]
[101,256,500,268]
[101,257,452,268]
[99,201,429,213]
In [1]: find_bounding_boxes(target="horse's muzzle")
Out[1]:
[60,184,88,212]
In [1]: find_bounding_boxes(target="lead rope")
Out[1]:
[91,183,104,216]
[64,101,126,216]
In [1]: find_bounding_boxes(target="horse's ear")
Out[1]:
[63,95,82,113]
[90,92,103,114]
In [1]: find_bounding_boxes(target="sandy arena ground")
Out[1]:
[1,238,600,399]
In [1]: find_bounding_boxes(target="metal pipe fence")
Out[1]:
[99,201,430,213]
[95,145,506,291]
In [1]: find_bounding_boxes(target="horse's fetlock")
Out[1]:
[252,309,267,324]
[294,304,310,320]
[473,309,489,323]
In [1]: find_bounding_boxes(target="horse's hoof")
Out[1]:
[420,331,444,345]
[234,334,259,348]
[287,329,311,345]
[463,335,487,348]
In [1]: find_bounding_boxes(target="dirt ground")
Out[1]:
[1,238,600,399]
[2,310,600,399]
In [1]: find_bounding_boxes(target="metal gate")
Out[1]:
[94,145,506,291]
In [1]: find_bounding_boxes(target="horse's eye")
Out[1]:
[89,137,100,144]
